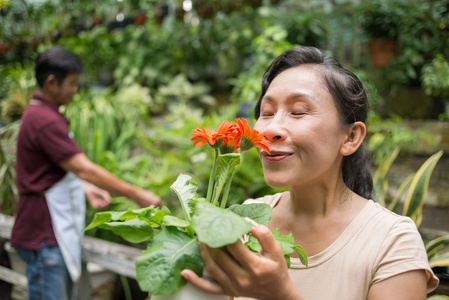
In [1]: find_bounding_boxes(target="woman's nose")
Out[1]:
[262,117,287,142]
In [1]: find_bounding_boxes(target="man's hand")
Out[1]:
[84,181,111,209]
[133,189,162,208]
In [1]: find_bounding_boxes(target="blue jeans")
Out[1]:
[14,242,73,300]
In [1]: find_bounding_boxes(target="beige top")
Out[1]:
[235,193,439,300]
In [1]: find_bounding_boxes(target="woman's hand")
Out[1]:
[181,220,304,300]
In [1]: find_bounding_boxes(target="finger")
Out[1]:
[249,222,283,260]
[208,244,243,273]
[225,240,258,270]
[200,243,238,290]
[181,269,225,295]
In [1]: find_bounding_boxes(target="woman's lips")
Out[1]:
[262,151,292,162]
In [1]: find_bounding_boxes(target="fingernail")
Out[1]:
[245,217,258,227]
[181,271,190,280]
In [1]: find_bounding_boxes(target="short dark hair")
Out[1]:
[34,47,83,88]
[255,46,373,199]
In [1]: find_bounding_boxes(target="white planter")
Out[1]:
[151,270,228,300]
[151,282,228,300]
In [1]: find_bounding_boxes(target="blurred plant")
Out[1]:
[154,74,216,114]
[56,26,123,85]
[421,54,449,100]
[0,62,36,122]
[229,24,296,104]
[367,114,435,166]
[383,0,449,92]
[0,121,19,215]
[359,0,403,40]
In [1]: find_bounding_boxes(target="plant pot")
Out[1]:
[151,283,228,300]
[368,39,397,67]
[151,270,227,300]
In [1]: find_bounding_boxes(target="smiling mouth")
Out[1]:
[263,152,292,162]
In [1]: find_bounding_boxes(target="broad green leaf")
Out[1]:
[170,174,199,222]
[136,226,203,295]
[227,203,272,226]
[191,200,252,248]
[428,251,449,268]
[211,153,241,206]
[84,212,114,231]
[426,235,449,259]
[403,150,443,226]
[163,215,190,228]
[387,173,414,213]
[84,206,161,231]
[145,206,172,227]
[98,218,153,243]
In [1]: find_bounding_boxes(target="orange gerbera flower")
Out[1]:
[191,121,238,148]
[220,130,241,154]
[236,118,271,154]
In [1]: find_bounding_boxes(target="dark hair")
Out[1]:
[34,47,83,88]
[255,46,373,199]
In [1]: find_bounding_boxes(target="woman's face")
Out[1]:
[254,65,348,189]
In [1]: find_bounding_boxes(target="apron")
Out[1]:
[46,172,85,282]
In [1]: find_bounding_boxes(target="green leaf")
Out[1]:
[98,218,153,243]
[84,206,163,231]
[163,215,190,228]
[170,174,199,222]
[145,206,172,227]
[426,235,449,259]
[211,153,241,206]
[191,201,252,248]
[227,203,272,226]
[245,229,308,267]
[403,150,443,226]
[428,251,449,268]
[136,226,203,295]
[387,173,414,213]
[295,245,308,267]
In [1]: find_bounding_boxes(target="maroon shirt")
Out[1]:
[10,94,82,250]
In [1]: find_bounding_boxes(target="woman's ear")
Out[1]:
[340,121,366,156]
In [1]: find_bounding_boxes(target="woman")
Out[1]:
[181,47,439,299]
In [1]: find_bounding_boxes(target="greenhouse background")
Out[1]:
[0,0,449,299]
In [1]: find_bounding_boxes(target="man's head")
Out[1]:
[34,47,83,106]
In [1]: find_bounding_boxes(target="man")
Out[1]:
[10,47,161,300]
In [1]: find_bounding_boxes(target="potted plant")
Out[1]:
[359,0,402,67]
[421,54,449,117]
[85,119,308,298]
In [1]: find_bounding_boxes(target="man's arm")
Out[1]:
[60,153,161,208]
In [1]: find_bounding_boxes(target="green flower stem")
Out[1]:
[220,171,235,208]
[207,148,219,203]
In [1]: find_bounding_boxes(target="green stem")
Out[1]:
[212,181,224,207]
[220,171,235,208]
[120,275,132,300]
[206,148,219,203]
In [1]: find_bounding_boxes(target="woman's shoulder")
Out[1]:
[365,200,417,228]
